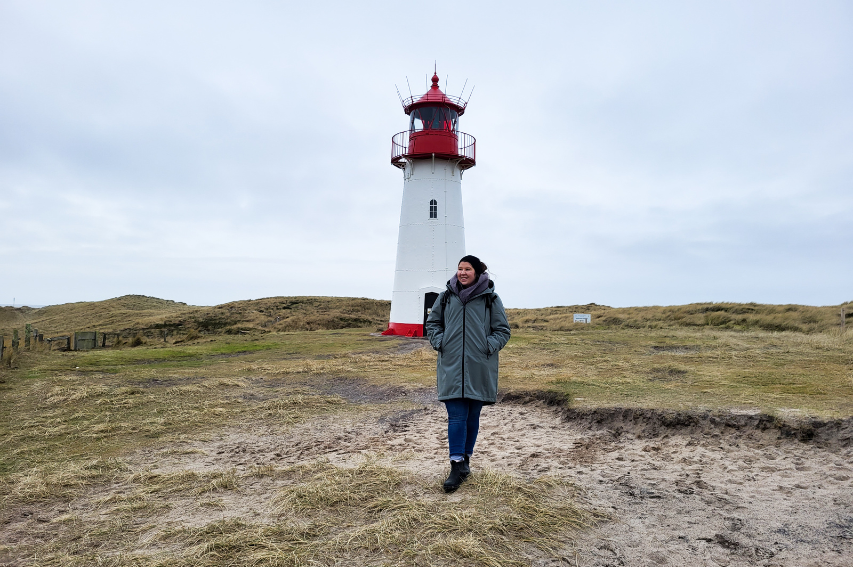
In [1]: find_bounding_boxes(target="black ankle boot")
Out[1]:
[461,455,470,479]
[443,460,467,493]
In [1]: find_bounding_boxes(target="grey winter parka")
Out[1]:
[425,279,511,403]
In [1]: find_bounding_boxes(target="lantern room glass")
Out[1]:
[410,106,459,133]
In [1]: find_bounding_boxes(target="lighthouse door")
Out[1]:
[423,292,439,331]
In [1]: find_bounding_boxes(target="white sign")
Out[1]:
[573,314,591,323]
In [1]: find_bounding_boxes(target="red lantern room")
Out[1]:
[391,73,476,170]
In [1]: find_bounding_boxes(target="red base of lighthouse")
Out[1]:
[381,322,424,337]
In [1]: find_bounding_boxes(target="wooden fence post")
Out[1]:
[843,307,846,333]
[1,336,4,361]
[12,330,19,350]
[25,324,32,349]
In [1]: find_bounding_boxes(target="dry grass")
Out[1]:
[2,297,852,565]
[4,458,128,502]
[508,301,853,334]
[3,295,850,342]
[232,328,853,418]
[0,376,348,482]
[0,295,193,336]
[0,295,391,339]
[496,327,853,417]
[257,460,596,566]
[1,454,598,566]
[60,459,594,566]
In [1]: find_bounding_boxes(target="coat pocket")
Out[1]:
[472,333,489,357]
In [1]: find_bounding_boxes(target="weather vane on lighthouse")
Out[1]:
[382,69,476,337]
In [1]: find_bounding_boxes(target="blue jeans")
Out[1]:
[443,398,484,459]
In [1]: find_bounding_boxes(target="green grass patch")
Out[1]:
[498,328,853,417]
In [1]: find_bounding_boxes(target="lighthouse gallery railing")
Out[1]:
[391,130,476,169]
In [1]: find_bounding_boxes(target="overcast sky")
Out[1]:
[1,1,851,308]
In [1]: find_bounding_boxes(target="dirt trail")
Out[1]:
[119,387,853,567]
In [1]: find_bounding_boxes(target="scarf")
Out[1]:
[450,273,491,304]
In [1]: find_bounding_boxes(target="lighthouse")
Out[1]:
[382,72,476,337]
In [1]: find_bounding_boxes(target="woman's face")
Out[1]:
[457,262,477,287]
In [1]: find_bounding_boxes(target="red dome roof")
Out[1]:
[402,73,467,116]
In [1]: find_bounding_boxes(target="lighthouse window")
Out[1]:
[429,199,437,219]
[410,107,458,133]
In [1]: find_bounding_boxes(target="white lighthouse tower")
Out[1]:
[382,72,476,337]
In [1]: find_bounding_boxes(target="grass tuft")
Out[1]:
[4,458,128,502]
[253,460,598,566]
[128,468,239,496]
[122,459,600,566]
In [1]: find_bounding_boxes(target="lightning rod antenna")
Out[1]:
[395,84,405,106]
[405,76,413,100]
[466,85,475,106]
[459,78,468,99]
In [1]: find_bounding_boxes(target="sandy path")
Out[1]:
[133,393,853,567]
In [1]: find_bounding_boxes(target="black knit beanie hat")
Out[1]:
[458,255,488,278]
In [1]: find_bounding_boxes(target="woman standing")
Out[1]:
[425,255,511,492]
